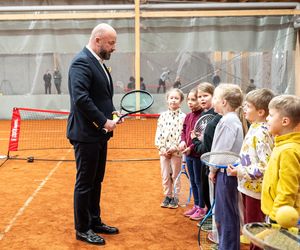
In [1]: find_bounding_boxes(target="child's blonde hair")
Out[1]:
[216,83,243,110]
[166,88,185,102]
[216,83,248,135]
[269,94,300,127]
[245,88,275,117]
[197,82,215,96]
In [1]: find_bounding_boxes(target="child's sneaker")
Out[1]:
[190,207,206,220]
[160,196,171,208]
[183,205,198,217]
[168,197,179,209]
[207,231,219,244]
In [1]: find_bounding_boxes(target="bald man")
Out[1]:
[67,23,120,245]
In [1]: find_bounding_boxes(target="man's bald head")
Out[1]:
[89,23,116,42]
[88,23,117,61]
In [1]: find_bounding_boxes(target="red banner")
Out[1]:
[8,108,21,151]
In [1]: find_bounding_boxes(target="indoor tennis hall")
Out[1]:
[0,1,299,250]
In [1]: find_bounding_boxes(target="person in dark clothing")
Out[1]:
[173,76,181,89]
[192,114,222,156]
[245,78,256,93]
[53,68,62,94]
[43,70,52,94]
[140,77,146,90]
[212,74,221,87]
[67,23,120,246]
[190,82,219,215]
[127,76,135,91]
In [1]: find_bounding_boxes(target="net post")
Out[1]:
[8,107,21,152]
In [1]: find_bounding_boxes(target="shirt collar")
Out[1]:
[168,108,181,115]
[86,45,104,64]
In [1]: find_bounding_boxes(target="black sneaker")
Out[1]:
[160,196,171,208]
[169,197,179,209]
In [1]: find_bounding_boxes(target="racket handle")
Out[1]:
[102,114,119,134]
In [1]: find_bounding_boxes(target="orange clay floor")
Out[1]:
[0,120,249,250]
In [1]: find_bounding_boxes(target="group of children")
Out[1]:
[154,82,300,250]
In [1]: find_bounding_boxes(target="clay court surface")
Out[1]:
[0,120,248,250]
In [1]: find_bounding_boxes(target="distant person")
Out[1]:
[212,74,221,87]
[127,76,135,92]
[53,68,62,94]
[173,76,182,89]
[246,79,256,93]
[140,77,146,90]
[157,70,170,93]
[43,70,52,94]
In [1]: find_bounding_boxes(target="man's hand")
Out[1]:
[103,119,117,132]
[112,111,124,124]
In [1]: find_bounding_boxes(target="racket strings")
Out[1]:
[194,114,215,140]
[244,224,300,250]
[177,174,191,206]
[201,152,241,168]
[121,92,153,112]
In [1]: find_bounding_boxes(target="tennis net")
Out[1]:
[7,107,159,162]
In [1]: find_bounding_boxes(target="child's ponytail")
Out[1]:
[236,106,248,137]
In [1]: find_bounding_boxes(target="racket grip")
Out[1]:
[102,114,119,134]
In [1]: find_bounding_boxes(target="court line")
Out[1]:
[0,155,68,241]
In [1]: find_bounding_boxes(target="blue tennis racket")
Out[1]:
[174,155,192,207]
[200,151,241,169]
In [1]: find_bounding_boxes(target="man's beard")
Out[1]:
[99,49,111,60]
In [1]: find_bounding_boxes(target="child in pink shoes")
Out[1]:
[184,205,207,220]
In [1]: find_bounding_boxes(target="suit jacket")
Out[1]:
[67,47,115,142]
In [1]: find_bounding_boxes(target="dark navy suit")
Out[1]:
[67,47,115,232]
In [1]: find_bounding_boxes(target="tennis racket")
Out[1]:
[173,155,192,207]
[197,200,216,250]
[242,222,300,250]
[200,151,241,169]
[194,114,215,141]
[102,90,154,133]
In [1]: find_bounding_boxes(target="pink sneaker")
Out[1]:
[183,205,198,217]
[189,207,206,220]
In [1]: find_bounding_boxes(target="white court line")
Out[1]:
[0,151,71,241]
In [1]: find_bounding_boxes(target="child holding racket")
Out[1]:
[208,83,246,250]
[191,82,218,214]
[155,88,186,209]
[261,95,300,224]
[179,88,205,220]
[227,88,275,250]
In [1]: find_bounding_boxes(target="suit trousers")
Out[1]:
[72,140,107,232]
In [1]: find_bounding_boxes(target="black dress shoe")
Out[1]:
[76,229,105,245]
[92,223,119,234]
